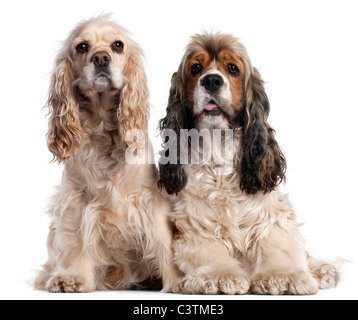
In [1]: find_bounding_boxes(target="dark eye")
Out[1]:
[112,41,124,53]
[227,64,240,77]
[76,42,89,54]
[191,64,202,76]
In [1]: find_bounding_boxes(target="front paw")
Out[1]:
[173,275,219,295]
[251,271,318,295]
[219,275,250,295]
[46,272,95,293]
[173,274,249,295]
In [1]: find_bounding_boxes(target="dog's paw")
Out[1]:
[251,271,318,295]
[173,276,219,295]
[315,264,341,289]
[46,273,95,293]
[219,275,250,295]
[173,274,249,295]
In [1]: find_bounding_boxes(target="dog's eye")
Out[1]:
[112,41,124,53]
[227,64,240,77]
[76,42,89,55]
[191,64,202,76]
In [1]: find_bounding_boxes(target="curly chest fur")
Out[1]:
[79,94,124,157]
[173,162,293,256]
[173,166,239,242]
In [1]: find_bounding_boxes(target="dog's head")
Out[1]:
[159,32,286,195]
[180,33,248,131]
[70,17,129,97]
[46,15,148,162]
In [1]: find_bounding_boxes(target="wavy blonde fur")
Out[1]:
[35,15,179,292]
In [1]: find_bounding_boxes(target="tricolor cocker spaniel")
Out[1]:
[35,15,179,293]
[159,33,340,295]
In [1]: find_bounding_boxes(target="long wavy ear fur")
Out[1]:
[47,55,83,163]
[118,47,149,143]
[158,68,193,195]
[239,69,286,195]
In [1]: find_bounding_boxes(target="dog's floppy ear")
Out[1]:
[239,68,286,194]
[47,54,83,163]
[118,46,149,143]
[158,67,192,195]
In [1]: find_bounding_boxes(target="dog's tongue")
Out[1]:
[205,103,219,111]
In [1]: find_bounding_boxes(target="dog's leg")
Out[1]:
[153,200,182,293]
[172,233,250,295]
[250,221,318,295]
[46,257,96,293]
[43,200,100,293]
[36,220,97,293]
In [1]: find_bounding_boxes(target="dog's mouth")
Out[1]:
[93,72,112,93]
[203,100,227,118]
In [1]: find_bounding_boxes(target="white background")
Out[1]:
[0,0,357,300]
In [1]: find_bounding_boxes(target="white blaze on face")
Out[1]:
[194,67,232,130]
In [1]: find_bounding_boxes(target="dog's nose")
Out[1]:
[202,74,224,92]
[90,51,111,68]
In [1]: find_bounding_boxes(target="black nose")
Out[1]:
[90,51,111,68]
[202,74,224,92]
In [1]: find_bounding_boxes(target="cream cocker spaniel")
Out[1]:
[159,33,341,295]
[35,15,179,293]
